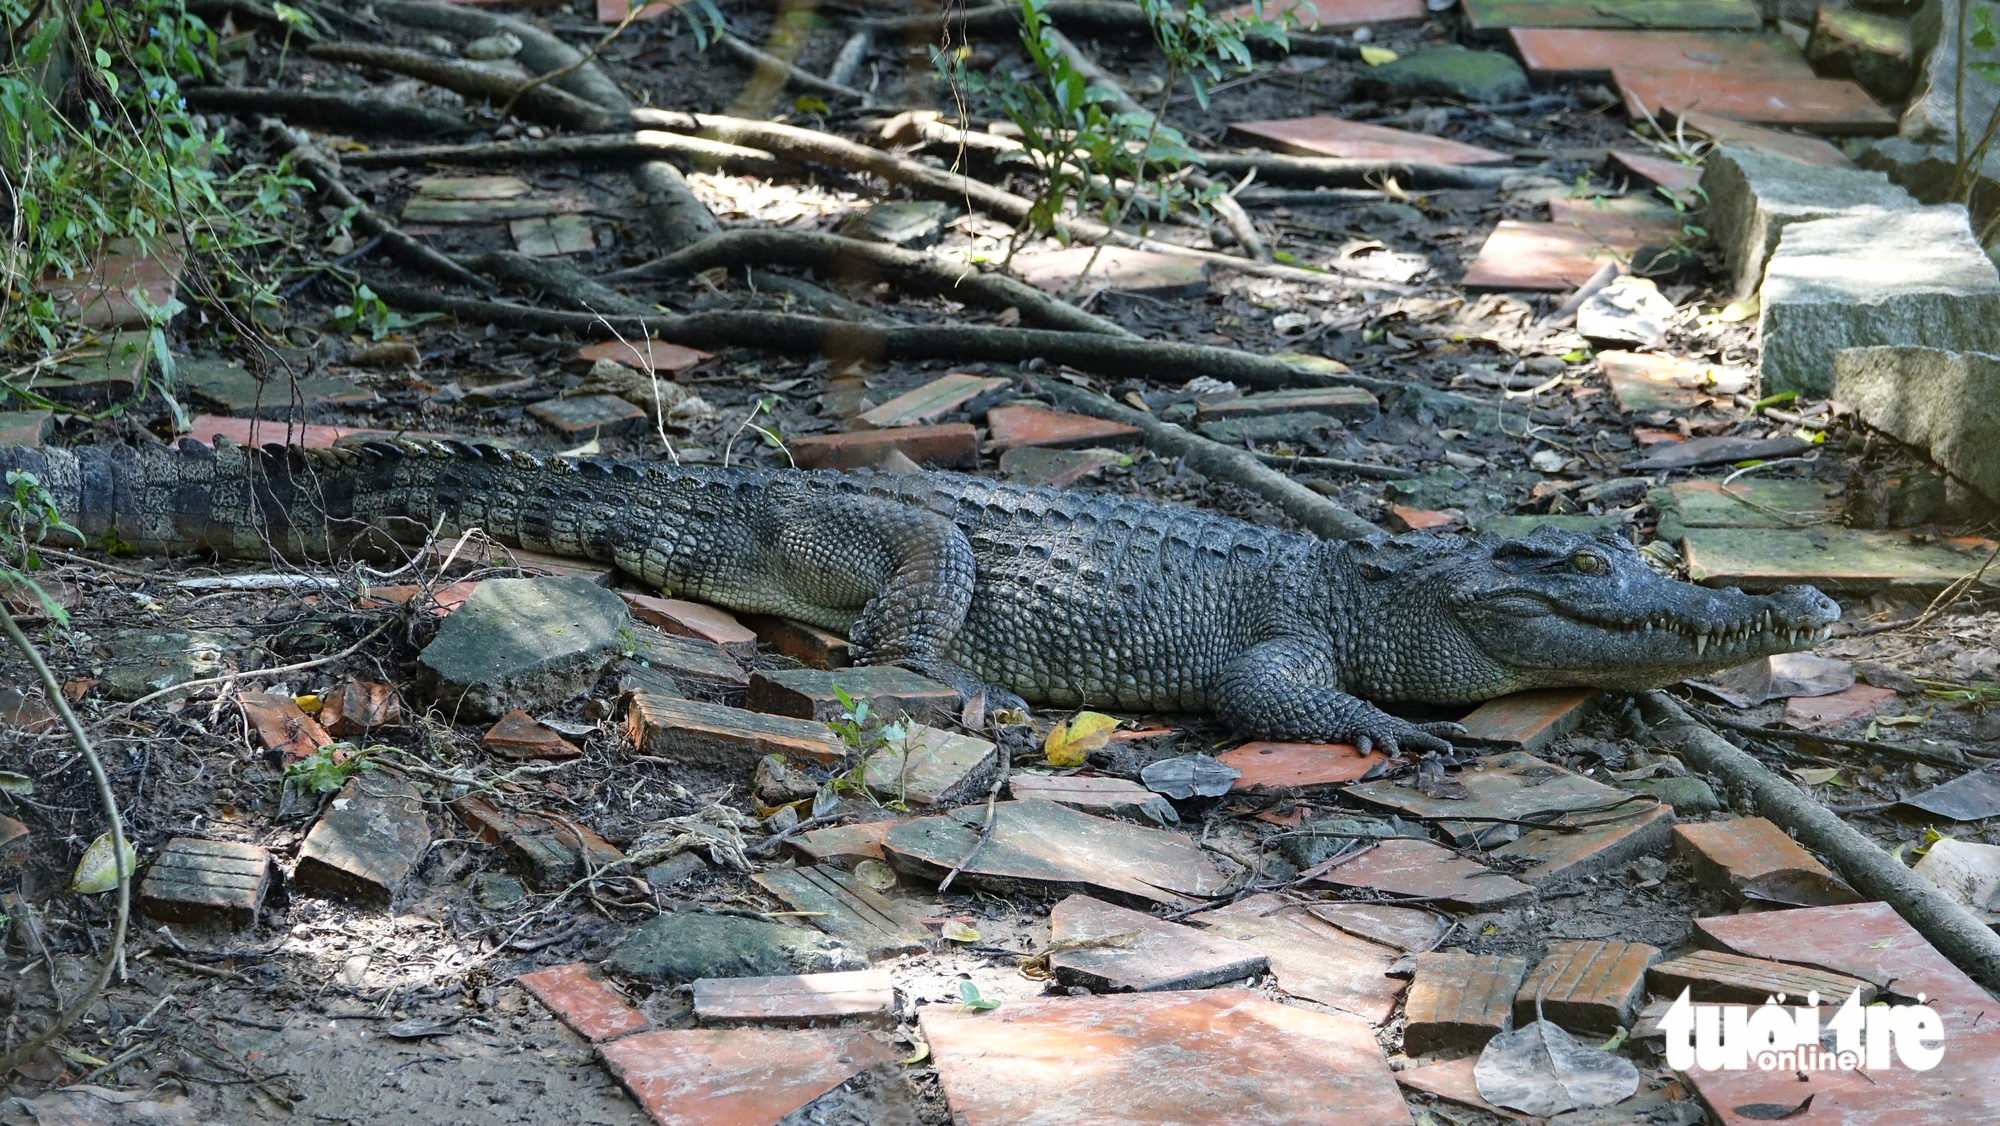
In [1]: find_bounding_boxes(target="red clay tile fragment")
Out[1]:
[1396,1057,1517,1118]
[576,337,709,373]
[1783,683,1898,729]
[1455,688,1597,751]
[788,820,895,867]
[137,837,273,929]
[984,404,1143,451]
[1613,66,1895,134]
[1305,901,1447,952]
[1316,838,1533,908]
[690,969,896,1026]
[1648,948,1875,1005]
[36,239,183,328]
[0,687,58,733]
[481,710,584,760]
[1404,951,1530,1054]
[1676,109,1856,167]
[856,373,1011,429]
[1048,895,1268,993]
[1490,802,1675,885]
[1609,150,1704,202]
[1461,221,1631,290]
[519,962,652,1042]
[1386,505,1463,533]
[596,1027,895,1126]
[319,680,404,737]
[628,691,846,767]
[294,773,430,903]
[1009,774,1159,811]
[452,794,623,890]
[737,614,851,669]
[1508,28,1812,79]
[363,580,481,617]
[0,814,26,870]
[1672,817,1833,894]
[620,594,758,657]
[997,446,1127,488]
[1198,893,1406,1023]
[920,989,1408,1125]
[241,691,331,765]
[1229,115,1508,164]
[789,423,978,470]
[1215,741,1388,790]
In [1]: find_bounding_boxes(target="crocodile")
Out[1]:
[0,438,1841,752]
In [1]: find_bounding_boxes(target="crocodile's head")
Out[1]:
[1354,526,1841,696]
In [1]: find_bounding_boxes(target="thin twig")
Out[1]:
[937,752,1011,894]
[499,4,645,120]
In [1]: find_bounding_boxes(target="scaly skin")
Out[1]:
[0,439,1841,751]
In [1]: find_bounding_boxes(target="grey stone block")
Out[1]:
[1357,46,1528,104]
[1901,0,2000,146]
[1857,135,2000,236]
[604,912,864,984]
[1699,144,1918,297]
[1759,206,2000,395]
[418,576,634,720]
[1834,346,2000,503]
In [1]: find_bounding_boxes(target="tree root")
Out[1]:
[306,43,619,132]
[463,251,652,317]
[369,0,633,114]
[260,118,493,292]
[608,228,1132,337]
[1038,381,1383,540]
[363,280,1403,396]
[186,87,470,137]
[630,110,1416,292]
[341,131,791,178]
[1637,690,2000,988]
[631,160,722,252]
[716,32,866,105]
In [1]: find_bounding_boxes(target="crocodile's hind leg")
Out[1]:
[762,490,1029,716]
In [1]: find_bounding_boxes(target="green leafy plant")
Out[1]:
[327,281,441,341]
[957,980,1000,1012]
[284,742,376,795]
[825,686,915,809]
[1,468,79,624]
[1957,0,2000,244]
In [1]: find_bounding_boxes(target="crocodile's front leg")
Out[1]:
[1210,638,1463,753]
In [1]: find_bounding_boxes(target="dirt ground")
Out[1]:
[4,0,2000,1123]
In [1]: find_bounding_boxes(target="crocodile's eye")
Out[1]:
[1571,552,1604,575]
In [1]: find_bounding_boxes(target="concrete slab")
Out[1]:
[1834,347,2000,505]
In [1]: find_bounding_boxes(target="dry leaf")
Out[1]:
[1044,711,1119,767]
[70,831,136,894]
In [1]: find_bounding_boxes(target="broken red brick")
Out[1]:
[1403,951,1531,1054]
[181,416,356,449]
[1455,688,1597,751]
[737,614,852,669]
[1386,505,1463,533]
[1695,901,1992,1024]
[518,962,652,1042]
[690,969,896,1026]
[597,1028,896,1126]
[920,990,1406,1124]
[856,373,1011,429]
[1230,115,1508,164]
[619,593,758,658]
[790,422,979,470]
[1048,895,1268,992]
[628,691,845,767]
[0,687,58,733]
[753,865,931,958]
[137,838,273,929]
[527,394,647,437]
[452,794,623,891]
[1461,221,1636,291]
[1633,426,1685,446]
[1609,150,1704,202]
[1783,683,1898,729]
[36,239,183,329]
[1672,817,1835,894]
[1513,940,1657,1033]
[1678,109,1856,167]
[985,405,1143,451]
[1316,838,1533,909]
[1215,741,1388,791]
[240,691,331,765]
[1509,28,1813,80]
[319,680,404,737]
[746,666,958,726]
[1614,66,1895,134]
[1648,948,1876,1005]
[294,772,431,903]
[427,535,616,586]
[481,710,584,761]
[576,337,709,374]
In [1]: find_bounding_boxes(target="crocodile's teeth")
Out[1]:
[1697,634,1708,656]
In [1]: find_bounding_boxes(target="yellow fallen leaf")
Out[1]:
[940,919,980,943]
[295,694,323,714]
[1718,296,1758,322]
[71,831,136,894]
[901,1042,931,1065]
[1044,711,1120,767]
[1359,45,1398,65]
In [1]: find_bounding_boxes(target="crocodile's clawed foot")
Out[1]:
[1350,718,1466,757]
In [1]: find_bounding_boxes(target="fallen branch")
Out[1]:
[259,118,494,292]
[366,281,1404,394]
[1198,152,1521,191]
[369,0,633,114]
[938,751,1010,894]
[306,43,619,132]
[1039,381,1383,540]
[1255,451,1418,480]
[630,110,1416,292]
[717,32,867,105]
[608,228,1133,336]
[0,608,130,1077]
[185,88,469,137]
[341,131,790,178]
[1637,690,2000,988]
[463,251,653,317]
[1698,709,1967,768]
